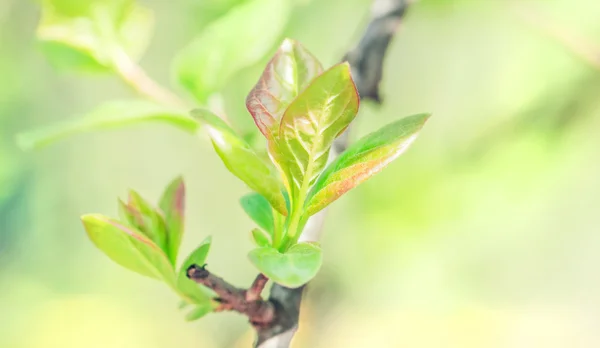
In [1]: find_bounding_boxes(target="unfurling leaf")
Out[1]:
[16,100,198,151]
[38,0,153,72]
[81,214,176,286]
[306,113,430,215]
[240,192,274,234]
[173,0,290,103]
[192,109,288,215]
[177,236,215,305]
[246,38,323,139]
[251,228,271,248]
[159,177,186,265]
[277,62,360,199]
[125,190,167,250]
[248,242,322,288]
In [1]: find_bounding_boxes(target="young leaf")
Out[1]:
[248,242,322,288]
[251,228,271,248]
[159,177,186,265]
[246,38,323,139]
[17,100,198,151]
[173,0,291,103]
[277,62,360,200]
[306,113,430,215]
[81,214,176,286]
[192,109,288,215]
[240,192,274,234]
[177,237,215,304]
[127,190,167,250]
[118,198,144,227]
[185,303,215,322]
[38,1,153,72]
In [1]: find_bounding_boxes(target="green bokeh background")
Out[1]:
[2,0,600,347]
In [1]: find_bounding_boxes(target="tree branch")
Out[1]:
[247,273,269,302]
[255,1,412,347]
[186,265,275,327]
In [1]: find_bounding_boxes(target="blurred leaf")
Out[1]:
[184,303,214,321]
[251,228,271,247]
[17,100,198,150]
[306,113,430,215]
[240,192,274,234]
[42,0,132,17]
[38,0,153,72]
[118,198,145,229]
[81,214,176,286]
[278,63,359,199]
[192,109,288,215]
[126,190,167,251]
[177,236,215,305]
[159,176,186,265]
[246,38,323,139]
[248,242,322,288]
[185,0,249,30]
[173,0,291,103]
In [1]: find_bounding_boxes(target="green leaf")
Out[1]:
[185,303,214,321]
[192,109,288,215]
[248,242,322,288]
[277,62,360,200]
[240,192,274,234]
[118,198,146,229]
[177,237,215,305]
[251,228,271,248]
[42,0,133,17]
[159,176,186,265]
[126,190,167,252]
[38,0,153,72]
[17,100,198,150]
[306,113,430,215]
[81,214,176,286]
[246,38,323,139]
[173,0,291,103]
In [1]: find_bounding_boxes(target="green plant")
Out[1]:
[18,0,426,344]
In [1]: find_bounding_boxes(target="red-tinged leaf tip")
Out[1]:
[305,113,430,215]
[172,178,185,216]
[81,214,154,247]
[246,38,324,139]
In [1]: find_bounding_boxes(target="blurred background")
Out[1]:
[2,0,600,347]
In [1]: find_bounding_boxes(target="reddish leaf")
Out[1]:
[246,38,323,139]
[305,113,430,215]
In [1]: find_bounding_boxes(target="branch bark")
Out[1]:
[187,265,275,327]
[255,0,412,347]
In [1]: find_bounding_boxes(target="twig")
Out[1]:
[247,274,269,302]
[186,265,275,326]
[255,1,412,347]
[110,48,190,109]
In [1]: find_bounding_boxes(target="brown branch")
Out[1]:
[186,265,275,327]
[247,273,269,302]
[255,1,413,347]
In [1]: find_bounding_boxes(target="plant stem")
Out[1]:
[111,48,190,109]
[284,145,320,247]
